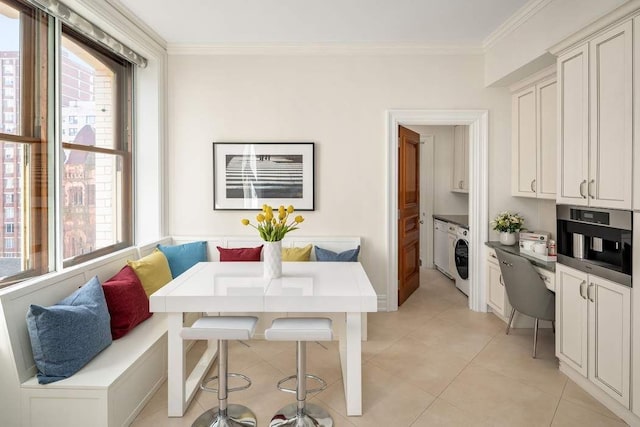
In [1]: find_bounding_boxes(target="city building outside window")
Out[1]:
[0,0,134,284]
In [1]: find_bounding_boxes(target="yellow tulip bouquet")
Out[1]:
[242,204,304,242]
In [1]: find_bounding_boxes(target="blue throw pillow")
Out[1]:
[315,245,360,262]
[26,276,112,384]
[158,241,207,278]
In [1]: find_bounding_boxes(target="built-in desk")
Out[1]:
[485,241,555,273]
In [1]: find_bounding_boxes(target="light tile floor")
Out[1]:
[132,268,627,426]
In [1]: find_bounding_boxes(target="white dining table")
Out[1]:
[149,261,378,418]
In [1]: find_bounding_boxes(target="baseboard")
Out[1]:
[559,362,640,426]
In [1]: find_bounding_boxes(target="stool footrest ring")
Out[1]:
[276,374,327,395]
[201,372,252,393]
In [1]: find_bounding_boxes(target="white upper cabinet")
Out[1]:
[451,125,469,193]
[557,45,589,206]
[557,21,633,209]
[537,77,558,199]
[511,68,557,199]
[633,17,640,212]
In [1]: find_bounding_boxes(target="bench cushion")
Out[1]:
[102,266,152,339]
[158,241,207,277]
[26,276,112,384]
[127,249,172,296]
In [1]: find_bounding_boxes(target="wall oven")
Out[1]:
[556,205,632,287]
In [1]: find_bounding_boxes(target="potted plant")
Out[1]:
[491,211,524,246]
[242,205,304,278]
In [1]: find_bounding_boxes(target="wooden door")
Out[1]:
[557,44,589,206]
[589,21,633,210]
[555,264,588,377]
[536,76,557,199]
[511,85,537,197]
[588,275,631,408]
[398,125,420,305]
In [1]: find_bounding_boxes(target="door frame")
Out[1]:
[386,109,489,312]
[419,135,435,269]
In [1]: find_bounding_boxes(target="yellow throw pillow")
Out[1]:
[127,249,173,296]
[282,244,312,262]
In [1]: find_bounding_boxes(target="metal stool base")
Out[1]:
[192,404,257,427]
[269,403,333,427]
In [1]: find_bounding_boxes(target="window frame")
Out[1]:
[60,25,133,268]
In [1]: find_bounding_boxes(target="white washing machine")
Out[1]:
[453,226,469,296]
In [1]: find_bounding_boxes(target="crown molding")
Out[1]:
[167,43,484,56]
[549,0,640,55]
[483,0,553,50]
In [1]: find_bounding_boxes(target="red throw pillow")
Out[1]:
[217,245,263,262]
[102,265,152,339]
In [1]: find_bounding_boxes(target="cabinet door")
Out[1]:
[462,126,469,191]
[634,17,640,212]
[433,222,448,273]
[486,259,506,316]
[452,126,468,192]
[536,77,557,199]
[511,86,537,198]
[557,45,589,206]
[588,275,630,408]
[588,21,633,210]
[555,264,588,376]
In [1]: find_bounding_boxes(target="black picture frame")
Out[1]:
[213,142,315,211]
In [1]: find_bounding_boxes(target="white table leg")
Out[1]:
[167,312,186,417]
[340,312,362,416]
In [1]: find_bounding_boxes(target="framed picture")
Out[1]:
[213,142,315,210]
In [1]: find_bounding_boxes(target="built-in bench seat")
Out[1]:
[0,236,362,427]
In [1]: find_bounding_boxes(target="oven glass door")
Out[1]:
[455,239,468,280]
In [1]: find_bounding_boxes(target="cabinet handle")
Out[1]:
[588,179,595,199]
[579,280,587,299]
[458,180,463,189]
[587,283,595,302]
[579,180,587,198]
[530,179,536,193]
[499,274,504,286]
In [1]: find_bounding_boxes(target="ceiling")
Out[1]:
[116,0,529,47]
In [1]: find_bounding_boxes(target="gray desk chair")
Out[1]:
[495,248,555,358]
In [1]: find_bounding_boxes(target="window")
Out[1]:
[0,0,134,285]
[61,28,132,264]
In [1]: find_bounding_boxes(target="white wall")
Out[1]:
[167,53,525,301]
[408,125,468,215]
[485,0,625,86]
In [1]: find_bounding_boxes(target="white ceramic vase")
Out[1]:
[499,231,517,246]
[263,241,282,279]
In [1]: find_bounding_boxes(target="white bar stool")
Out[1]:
[265,317,334,427]
[181,316,259,427]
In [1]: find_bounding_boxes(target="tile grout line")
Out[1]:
[549,379,569,426]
